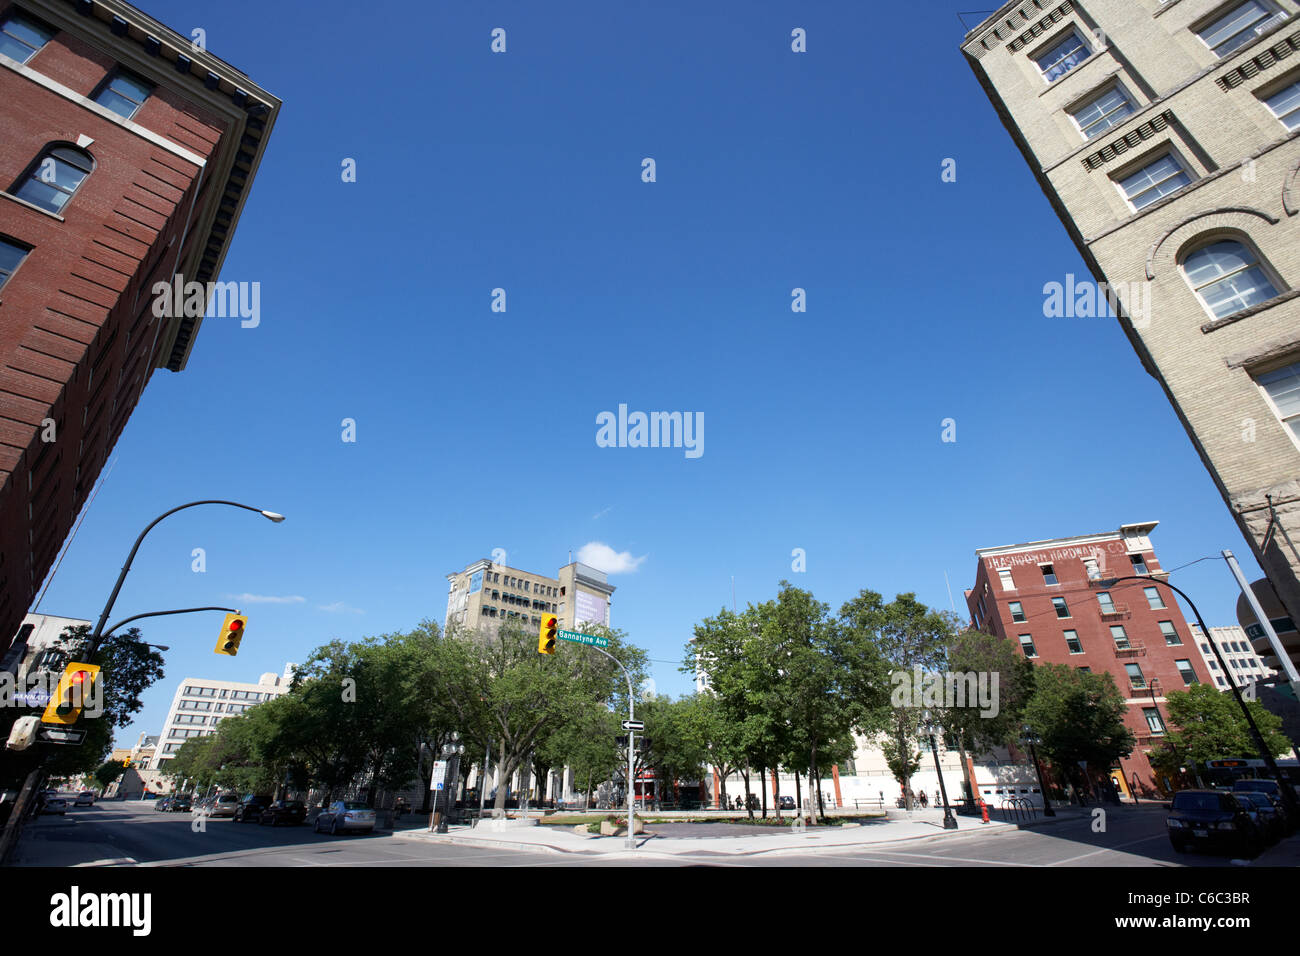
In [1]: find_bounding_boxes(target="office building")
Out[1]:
[0,0,280,655]
[151,663,294,771]
[961,0,1300,675]
[444,558,616,635]
[1190,621,1278,687]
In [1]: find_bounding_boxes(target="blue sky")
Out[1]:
[34,0,1271,744]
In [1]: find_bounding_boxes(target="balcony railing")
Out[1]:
[1100,605,1131,621]
[1114,640,1146,658]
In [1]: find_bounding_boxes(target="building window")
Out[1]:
[1144,586,1166,610]
[1071,85,1136,139]
[997,568,1015,590]
[1035,30,1091,82]
[1159,621,1182,645]
[1019,634,1038,658]
[1264,78,1300,130]
[0,10,54,63]
[1053,597,1071,619]
[1217,675,1227,686]
[1208,659,1219,669]
[1009,601,1026,623]
[1258,360,1300,443]
[1144,708,1166,734]
[12,144,94,213]
[1064,630,1083,654]
[1129,553,1149,575]
[1125,662,1146,689]
[1176,659,1199,685]
[1196,1,1288,58]
[1117,152,1192,210]
[1041,564,1058,586]
[1083,557,1101,581]
[1097,591,1117,614]
[1181,239,1280,319]
[94,69,153,120]
[1111,624,1131,650]
[0,238,29,292]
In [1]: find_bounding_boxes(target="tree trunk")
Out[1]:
[812,740,824,819]
[493,740,511,813]
[898,721,912,811]
[759,764,768,819]
[956,736,975,806]
[718,767,728,811]
[741,769,753,819]
[794,770,802,812]
[772,767,782,820]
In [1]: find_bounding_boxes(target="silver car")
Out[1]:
[207,794,240,818]
[313,801,375,835]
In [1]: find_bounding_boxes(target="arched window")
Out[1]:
[12,144,94,214]
[1181,238,1280,319]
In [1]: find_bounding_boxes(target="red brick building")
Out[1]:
[965,522,1212,798]
[0,0,278,653]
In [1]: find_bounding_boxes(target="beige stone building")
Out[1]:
[444,558,615,636]
[962,0,1300,672]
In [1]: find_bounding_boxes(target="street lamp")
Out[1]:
[434,734,465,834]
[921,710,958,830]
[87,500,285,657]
[1096,575,1299,818]
[1019,725,1056,817]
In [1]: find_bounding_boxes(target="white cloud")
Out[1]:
[576,541,646,575]
[228,593,306,604]
[591,506,613,520]
[318,601,364,614]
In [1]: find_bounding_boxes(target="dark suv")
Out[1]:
[1166,790,1261,856]
[233,794,273,823]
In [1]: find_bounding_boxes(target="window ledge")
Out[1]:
[1152,0,1190,18]
[1201,288,1300,333]
[0,191,64,220]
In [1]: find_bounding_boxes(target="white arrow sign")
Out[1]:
[621,720,644,731]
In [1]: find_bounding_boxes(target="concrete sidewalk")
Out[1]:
[391,805,1107,859]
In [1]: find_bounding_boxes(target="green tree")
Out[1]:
[1022,664,1135,794]
[838,591,953,809]
[1148,683,1293,783]
[93,759,125,793]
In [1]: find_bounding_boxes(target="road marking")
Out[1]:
[1046,833,1169,866]
[72,857,137,867]
[844,847,1032,866]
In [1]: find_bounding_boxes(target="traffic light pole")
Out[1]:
[86,500,283,658]
[100,606,240,642]
[583,643,638,850]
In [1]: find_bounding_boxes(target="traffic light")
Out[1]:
[214,612,248,656]
[41,662,101,725]
[538,615,557,655]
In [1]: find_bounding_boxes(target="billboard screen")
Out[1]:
[469,571,483,594]
[574,589,608,627]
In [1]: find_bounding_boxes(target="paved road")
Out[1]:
[10,800,1272,867]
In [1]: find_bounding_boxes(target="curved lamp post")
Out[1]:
[1019,725,1056,816]
[921,710,959,829]
[87,501,284,657]
[1096,574,1298,817]
[434,734,466,833]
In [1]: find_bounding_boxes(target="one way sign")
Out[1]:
[621,720,644,731]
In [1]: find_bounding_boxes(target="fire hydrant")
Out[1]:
[978,799,990,825]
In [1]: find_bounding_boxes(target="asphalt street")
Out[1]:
[10,799,1281,867]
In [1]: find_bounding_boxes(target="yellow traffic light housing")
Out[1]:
[538,615,557,655]
[41,662,101,726]
[214,612,248,656]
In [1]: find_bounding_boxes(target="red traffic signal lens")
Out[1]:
[69,670,88,686]
[229,619,243,632]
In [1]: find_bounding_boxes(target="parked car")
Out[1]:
[74,791,95,807]
[154,797,173,812]
[259,800,306,827]
[168,796,192,813]
[1166,790,1261,855]
[313,801,375,835]
[208,794,240,818]
[778,795,796,810]
[234,794,273,823]
[1236,791,1285,843]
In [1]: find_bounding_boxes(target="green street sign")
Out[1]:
[558,628,609,649]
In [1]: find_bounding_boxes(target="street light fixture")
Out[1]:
[87,500,284,658]
[1019,725,1056,817]
[921,710,958,830]
[434,734,466,834]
